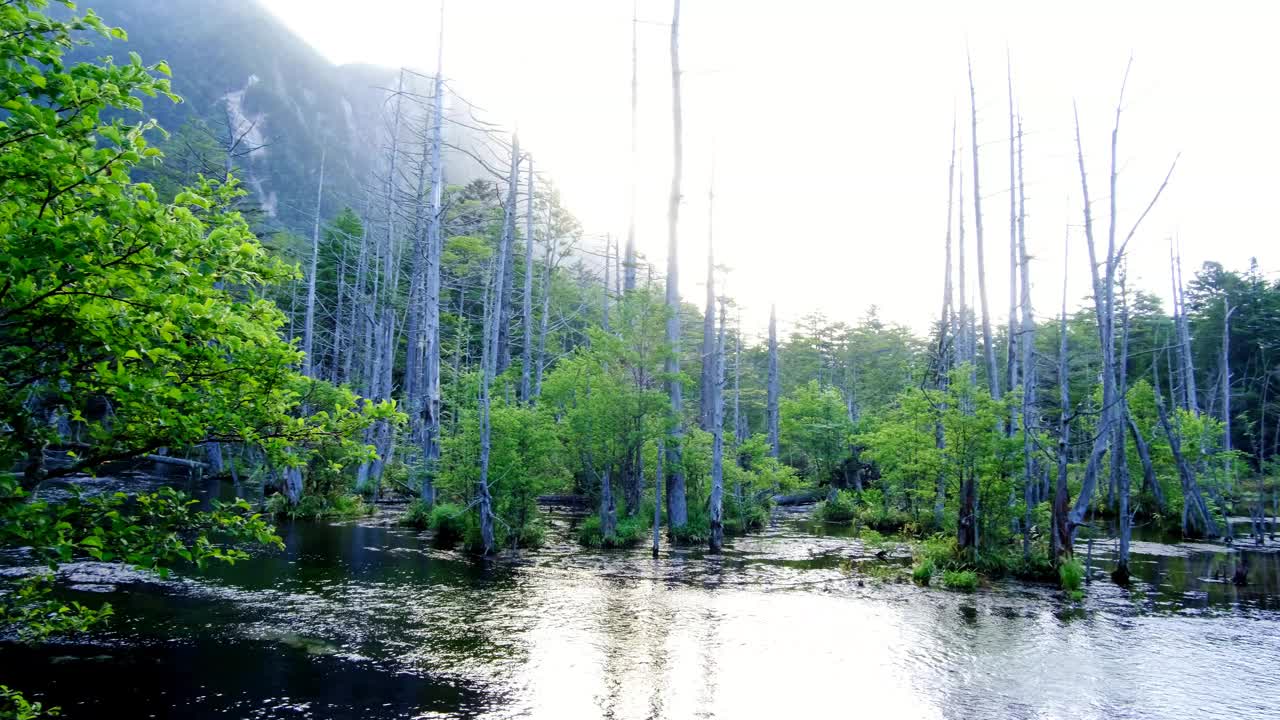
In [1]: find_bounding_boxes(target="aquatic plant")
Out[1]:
[943,570,979,592]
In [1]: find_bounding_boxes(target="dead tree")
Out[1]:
[1015,117,1036,558]
[300,150,326,378]
[624,0,639,293]
[709,302,727,552]
[420,29,447,505]
[934,117,957,529]
[967,54,1000,401]
[521,159,536,402]
[496,135,521,374]
[700,182,716,430]
[767,304,781,459]
[663,0,689,531]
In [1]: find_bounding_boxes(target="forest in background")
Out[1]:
[4,6,1280,716]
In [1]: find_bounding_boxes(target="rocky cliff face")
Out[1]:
[77,0,486,232]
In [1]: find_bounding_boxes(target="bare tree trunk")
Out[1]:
[533,227,556,400]
[496,135,521,375]
[709,302,726,552]
[767,304,781,459]
[733,313,744,447]
[663,0,688,531]
[330,219,348,384]
[602,235,611,331]
[1174,242,1199,415]
[477,233,508,555]
[935,118,957,529]
[700,184,716,430]
[1015,116,1036,559]
[967,55,1000,401]
[301,149,326,378]
[1222,301,1236,480]
[521,159,536,403]
[420,34,446,505]
[624,0,638,293]
[404,126,432,451]
[1053,229,1072,561]
[653,438,663,557]
[597,461,617,539]
[1006,59,1019,417]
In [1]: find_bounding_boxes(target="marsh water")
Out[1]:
[3,469,1279,719]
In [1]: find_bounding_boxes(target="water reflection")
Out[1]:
[2,480,1279,719]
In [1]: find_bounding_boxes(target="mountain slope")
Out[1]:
[76,0,479,231]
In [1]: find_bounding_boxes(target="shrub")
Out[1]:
[723,495,770,536]
[912,559,934,585]
[914,535,964,572]
[1059,558,1085,594]
[267,493,371,520]
[859,528,888,548]
[401,498,432,529]
[669,511,712,545]
[857,505,911,533]
[579,514,650,548]
[456,505,547,553]
[816,490,858,523]
[943,569,978,592]
[427,503,468,545]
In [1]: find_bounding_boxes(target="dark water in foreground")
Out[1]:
[3,471,1279,719]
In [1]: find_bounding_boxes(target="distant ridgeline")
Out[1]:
[71,0,487,234]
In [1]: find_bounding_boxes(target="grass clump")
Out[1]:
[815,490,858,523]
[578,514,651,548]
[942,569,978,592]
[911,559,935,585]
[1059,558,1086,595]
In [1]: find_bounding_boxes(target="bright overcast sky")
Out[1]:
[260,0,1279,337]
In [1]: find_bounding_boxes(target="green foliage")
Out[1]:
[266,492,372,520]
[426,503,468,545]
[816,489,858,523]
[911,560,934,585]
[0,477,282,645]
[439,399,565,550]
[1,684,57,720]
[942,569,978,592]
[780,381,855,485]
[669,510,712,545]
[723,494,770,535]
[0,0,391,494]
[1059,558,1086,593]
[578,514,650,549]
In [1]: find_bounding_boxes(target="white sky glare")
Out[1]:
[261,0,1279,338]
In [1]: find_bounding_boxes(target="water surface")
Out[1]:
[3,473,1278,719]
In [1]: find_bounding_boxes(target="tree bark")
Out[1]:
[700,185,716,430]
[967,55,1000,402]
[709,302,726,552]
[300,149,325,378]
[624,0,638,293]
[767,304,781,459]
[496,136,520,376]
[521,159,536,403]
[420,36,446,506]
[663,0,688,531]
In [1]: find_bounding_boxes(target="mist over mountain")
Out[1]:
[76,0,485,231]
